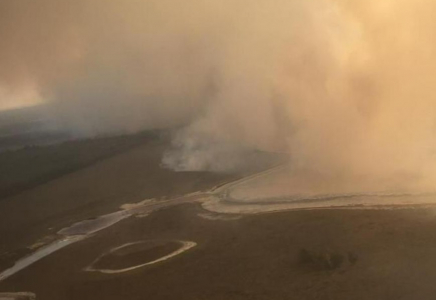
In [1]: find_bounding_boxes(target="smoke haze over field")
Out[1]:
[1,0,436,189]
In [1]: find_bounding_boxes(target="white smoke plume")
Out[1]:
[1,0,436,190]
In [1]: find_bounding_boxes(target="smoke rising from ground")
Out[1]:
[1,0,436,190]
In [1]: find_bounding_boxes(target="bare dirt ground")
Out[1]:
[3,204,436,300]
[0,132,160,200]
[2,135,436,299]
[0,133,232,270]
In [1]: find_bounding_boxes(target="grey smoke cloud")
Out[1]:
[1,0,436,190]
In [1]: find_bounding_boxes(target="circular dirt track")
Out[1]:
[85,240,196,274]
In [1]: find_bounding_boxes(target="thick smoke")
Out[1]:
[1,0,436,190]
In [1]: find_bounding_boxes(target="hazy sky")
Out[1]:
[1,0,436,188]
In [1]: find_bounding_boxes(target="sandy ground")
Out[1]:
[2,135,436,299]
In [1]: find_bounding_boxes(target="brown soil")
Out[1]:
[3,204,436,299]
[0,132,159,200]
[2,135,436,299]
[0,133,232,270]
